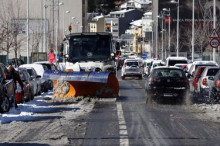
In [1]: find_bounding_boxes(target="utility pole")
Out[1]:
[27,0,30,64]
[192,0,195,62]
[213,0,216,61]
[168,8,171,57]
[176,0,179,57]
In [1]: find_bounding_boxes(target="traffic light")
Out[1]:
[68,25,72,32]
[106,24,111,32]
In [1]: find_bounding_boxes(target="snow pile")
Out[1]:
[0,91,94,124]
[193,103,220,122]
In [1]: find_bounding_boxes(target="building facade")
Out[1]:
[0,0,87,63]
[105,9,144,41]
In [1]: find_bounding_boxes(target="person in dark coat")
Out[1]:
[7,65,24,108]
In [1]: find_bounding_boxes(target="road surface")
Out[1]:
[0,75,219,146]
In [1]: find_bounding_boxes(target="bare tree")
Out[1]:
[0,0,25,61]
[181,0,220,57]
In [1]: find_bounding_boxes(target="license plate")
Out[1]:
[164,93,173,97]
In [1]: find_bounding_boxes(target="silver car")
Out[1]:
[198,66,220,100]
[121,59,143,80]
[26,67,42,95]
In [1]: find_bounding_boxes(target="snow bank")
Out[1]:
[193,103,220,122]
[0,91,94,124]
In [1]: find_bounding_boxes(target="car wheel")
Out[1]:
[0,95,10,113]
[121,76,125,80]
[145,90,152,105]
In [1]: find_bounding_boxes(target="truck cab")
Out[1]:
[58,32,116,74]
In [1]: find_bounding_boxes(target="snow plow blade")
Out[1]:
[43,70,119,98]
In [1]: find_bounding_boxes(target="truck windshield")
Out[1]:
[68,35,111,62]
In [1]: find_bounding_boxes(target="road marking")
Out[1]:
[117,102,129,146]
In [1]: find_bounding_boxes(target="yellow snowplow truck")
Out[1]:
[44,32,119,98]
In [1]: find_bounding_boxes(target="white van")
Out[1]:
[166,57,188,66]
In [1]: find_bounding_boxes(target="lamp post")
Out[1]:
[192,0,195,62]
[158,12,166,61]
[213,0,216,61]
[63,10,70,36]
[43,3,48,54]
[55,1,63,61]
[171,0,179,57]
[163,8,171,57]
[27,0,29,63]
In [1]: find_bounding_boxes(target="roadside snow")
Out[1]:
[0,91,94,124]
[193,103,220,122]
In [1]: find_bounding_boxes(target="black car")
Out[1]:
[0,63,16,113]
[145,66,190,104]
[210,70,220,103]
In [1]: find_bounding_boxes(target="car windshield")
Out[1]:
[153,68,185,78]
[207,68,220,76]
[68,35,111,62]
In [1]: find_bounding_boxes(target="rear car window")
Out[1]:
[168,60,187,66]
[126,62,138,66]
[207,69,220,76]
[153,68,185,78]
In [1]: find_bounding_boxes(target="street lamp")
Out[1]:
[43,4,48,54]
[55,1,64,61]
[158,12,166,61]
[192,0,195,62]
[63,10,70,36]
[163,8,171,57]
[213,0,216,61]
[171,0,179,57]
[27,0,30,63]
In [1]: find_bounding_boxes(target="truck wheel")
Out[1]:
[0,95,10,113]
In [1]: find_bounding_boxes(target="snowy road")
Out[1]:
[0,78,220,145]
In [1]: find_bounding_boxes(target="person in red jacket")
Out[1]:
[48,49,56,63]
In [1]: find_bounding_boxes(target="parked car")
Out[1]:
[190,66,207,93]
[19,64,49,92]
[0,63,15,113]
[149,60,165,73]
[145,66,190,104]
[143,59,154,76]
[19,67,42,95]
[34,61,58,90]
[197,67,220,102]
[16,68,35,102]
[187,61,218,77]
[174,63,188,70]
[210,70,220,103]
[26,67,42,95]
[166,57,188,66]
[121,58,143,80]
